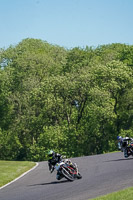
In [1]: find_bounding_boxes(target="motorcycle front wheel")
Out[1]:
[61,167,74,181]
[77,172,82,179]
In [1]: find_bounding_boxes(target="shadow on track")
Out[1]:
[105,157,133,162]
[29,180,69,187]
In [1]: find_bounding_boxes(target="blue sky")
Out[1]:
[1,0,133,49]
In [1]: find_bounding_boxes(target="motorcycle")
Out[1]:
[125,142,133,157]
[117,136,133,158]
[55,159,82,181]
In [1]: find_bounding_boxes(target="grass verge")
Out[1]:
[0,160,36,187]
[91,187,133,200]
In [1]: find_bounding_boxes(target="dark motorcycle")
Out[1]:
[117,136,133,158]
[126,143,133,157]
[55,159,82,181]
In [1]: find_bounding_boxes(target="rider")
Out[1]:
[47,150,64,180]
[117,136,133,158]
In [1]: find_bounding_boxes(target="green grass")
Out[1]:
[0,160,36,187]
[91,187,133,200]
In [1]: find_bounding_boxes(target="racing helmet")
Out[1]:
[48,150,54,159]
[117,136,122,140]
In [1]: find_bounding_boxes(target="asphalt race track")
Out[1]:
[0,152,133,200]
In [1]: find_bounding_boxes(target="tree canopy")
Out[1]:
[0,38,133,161]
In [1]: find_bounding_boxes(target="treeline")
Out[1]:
[0,38,133,161]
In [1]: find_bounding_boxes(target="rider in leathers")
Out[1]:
[117,136,133,158]
[48,150,63,180]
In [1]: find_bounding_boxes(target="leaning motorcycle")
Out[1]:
[118,138,133,158]
[125,143,133,157]
[55,159,82,181]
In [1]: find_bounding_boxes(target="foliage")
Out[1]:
[0,39,133,161]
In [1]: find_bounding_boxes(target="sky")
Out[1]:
[0,0,133,49]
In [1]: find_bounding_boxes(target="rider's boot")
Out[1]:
[56,171,63,180]
[124,149,128,158]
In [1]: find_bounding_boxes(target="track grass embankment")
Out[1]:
[0,160,36,187]
[91,187,133,200]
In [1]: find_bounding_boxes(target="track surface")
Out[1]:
[0,152,133,200]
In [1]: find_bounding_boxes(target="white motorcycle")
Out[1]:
[55,159,82,181]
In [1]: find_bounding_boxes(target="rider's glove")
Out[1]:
[62,155,66,159]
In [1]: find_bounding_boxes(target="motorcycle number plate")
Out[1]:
[55,162,64,170]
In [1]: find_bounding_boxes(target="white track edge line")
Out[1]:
[0,162,39,190]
